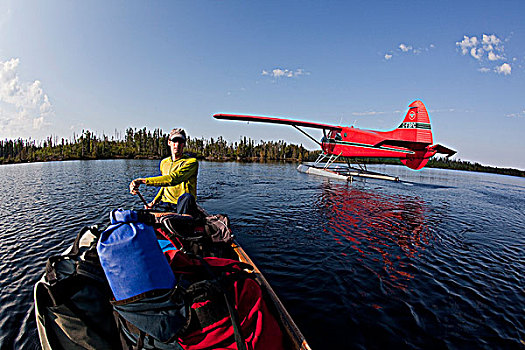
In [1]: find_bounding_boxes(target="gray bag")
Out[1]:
[204,214,233,244]
[34,226,121,350]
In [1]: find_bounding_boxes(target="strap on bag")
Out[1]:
[197,257,248,350]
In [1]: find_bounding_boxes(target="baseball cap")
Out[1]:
[169,128,186,142]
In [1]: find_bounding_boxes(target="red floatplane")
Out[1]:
[214,100,456,181]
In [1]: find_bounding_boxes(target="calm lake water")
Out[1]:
[0,160,524,349]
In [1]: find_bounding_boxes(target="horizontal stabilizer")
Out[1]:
[213,114,342,131]
[430,144,456,157]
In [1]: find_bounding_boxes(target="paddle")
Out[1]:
[136,190,149,207]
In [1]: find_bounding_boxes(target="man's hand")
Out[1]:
[129,178,145,195]
[143,201,154,209]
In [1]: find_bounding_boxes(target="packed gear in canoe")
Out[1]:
[34,207,311,350]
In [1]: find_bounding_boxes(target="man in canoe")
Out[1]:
[129,128,198,216]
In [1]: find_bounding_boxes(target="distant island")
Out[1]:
[1,128,523,178]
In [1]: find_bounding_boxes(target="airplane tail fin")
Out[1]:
[396,100,433,144]
[395,101,450,170]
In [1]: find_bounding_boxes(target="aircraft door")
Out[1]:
[322,130,337,154]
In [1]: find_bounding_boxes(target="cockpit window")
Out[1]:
[323,130,342,142]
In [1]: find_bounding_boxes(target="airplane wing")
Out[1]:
[213,113,342,131]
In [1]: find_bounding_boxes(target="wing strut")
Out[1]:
[293,125,322,147]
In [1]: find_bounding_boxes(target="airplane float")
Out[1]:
[214,100,456,182]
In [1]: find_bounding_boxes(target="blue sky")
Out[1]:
[1,1,524,169]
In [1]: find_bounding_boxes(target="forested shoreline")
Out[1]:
[1,128,523,177]
[0,128,315,163]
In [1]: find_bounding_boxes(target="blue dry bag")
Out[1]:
[97,209,176,301]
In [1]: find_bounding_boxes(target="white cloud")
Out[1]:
[456,34,513,75]
[456,34,505,61]
[293,69,305,77]
[261,67,310,79]
[272,69,288,78]
[0,58,54,138]
[399,43,412,52]
[33,115,44,129]
[506,110,525,118]
[385,42,434,60]
[457,36,478,55]
[428,108,457,113]
[482,34,501,49]
[470,47,483,60]
[495,63,511,75]
[353,107,459,118]
[352,110,386,116]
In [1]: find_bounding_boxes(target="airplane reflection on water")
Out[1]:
[317,183,432,293]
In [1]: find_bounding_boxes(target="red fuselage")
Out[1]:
[321,127,438,169]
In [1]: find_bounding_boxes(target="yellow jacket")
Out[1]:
[144,155,198,204]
